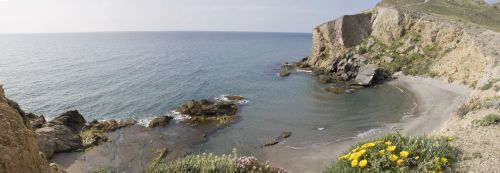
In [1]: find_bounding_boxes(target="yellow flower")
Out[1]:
[339,154,350,160]
[385,141,392,145]
[396,159,404,165]
[387,145,396,152]
[358,149,367,156]
[379,150,385,154]
[389,154,399,161]
[351,159,358,167]
[441,157,448,164]
[400,151,409,158]
[415,156,420,160]
[434,157,440,162]
[359,159,368,167]
[366,142,376,147]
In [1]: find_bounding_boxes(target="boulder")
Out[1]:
[46,110,86,133]
[263,131,292,147]
[278,71,291,77]
[148,116,173,127]
[26,113,46,129]
[353,64,379,86]
[176,100,238,117]
[35,125,83,158]
[318,74,334,83]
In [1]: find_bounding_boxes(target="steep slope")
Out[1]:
[0,85,66,173]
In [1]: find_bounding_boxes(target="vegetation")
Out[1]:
[80,128,108,150]
[147,149,286,173]
[326,134,458,173]
[382,0,500,32]
[473,114,500,126]
[480,79,500,90]
[6,97,27,125]
[456,98,482,117]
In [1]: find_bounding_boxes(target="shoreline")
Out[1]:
[263,75,471,173]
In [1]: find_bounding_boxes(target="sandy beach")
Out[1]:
[264,76,471,173]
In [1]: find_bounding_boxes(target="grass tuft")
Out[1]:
[473,114,500,126]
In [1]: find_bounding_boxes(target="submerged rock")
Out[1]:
[224,95,244,101]
[278,71,291,77]
[325,86,346,94]
[148,116,173,127]
[176,99,238,117]
[263,131,292,147]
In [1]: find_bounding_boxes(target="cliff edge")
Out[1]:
[0,85,66,173]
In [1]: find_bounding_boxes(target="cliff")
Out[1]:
[0,85,66,173]
[305,0,500,87]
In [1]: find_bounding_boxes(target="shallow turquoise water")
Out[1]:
[0,31,413,160]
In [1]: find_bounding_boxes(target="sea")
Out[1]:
[0,31,414,172]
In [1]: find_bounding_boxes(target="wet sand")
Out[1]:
[263,75,471,173]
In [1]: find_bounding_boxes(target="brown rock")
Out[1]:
[278,71,291,77]
[148,116,173,127]
[176,100,238,117]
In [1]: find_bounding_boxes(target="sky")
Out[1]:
[0,0,382,34]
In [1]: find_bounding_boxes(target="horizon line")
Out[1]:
[0,30,312,35]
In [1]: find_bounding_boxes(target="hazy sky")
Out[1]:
[0,0,382,34]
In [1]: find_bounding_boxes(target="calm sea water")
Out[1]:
[0,32,413,167]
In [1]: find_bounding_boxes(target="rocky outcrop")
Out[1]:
[303,0,499,87]
[35,110,86,158]
[0,85,66,173]
[148,116,173,127]
[176,99,238,117]
[85,118,137,132]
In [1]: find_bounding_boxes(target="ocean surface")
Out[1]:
[0,32,414,170]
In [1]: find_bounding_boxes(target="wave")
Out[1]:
[354,123,400,139]
[136,111,191,127]
[214,95,249,105]
[296,69,312,73]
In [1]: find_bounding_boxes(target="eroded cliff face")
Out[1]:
[0,85,66,173]
[305,0,500,87]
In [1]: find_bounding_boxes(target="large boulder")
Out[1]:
[353,64,380,86]
[46,110,86,133]
[176,100,238,117]
[35,125,83,158]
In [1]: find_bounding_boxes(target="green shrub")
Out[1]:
[147,149,286,173]
[325,134,458,173]
[6,97,27,124]
[480,79,500,90]
[473,114,500,126]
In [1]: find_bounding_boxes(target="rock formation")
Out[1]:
[176,99,238,117]
[302,0,500,87]
[35,110,86,158]
[0,85,66,173]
